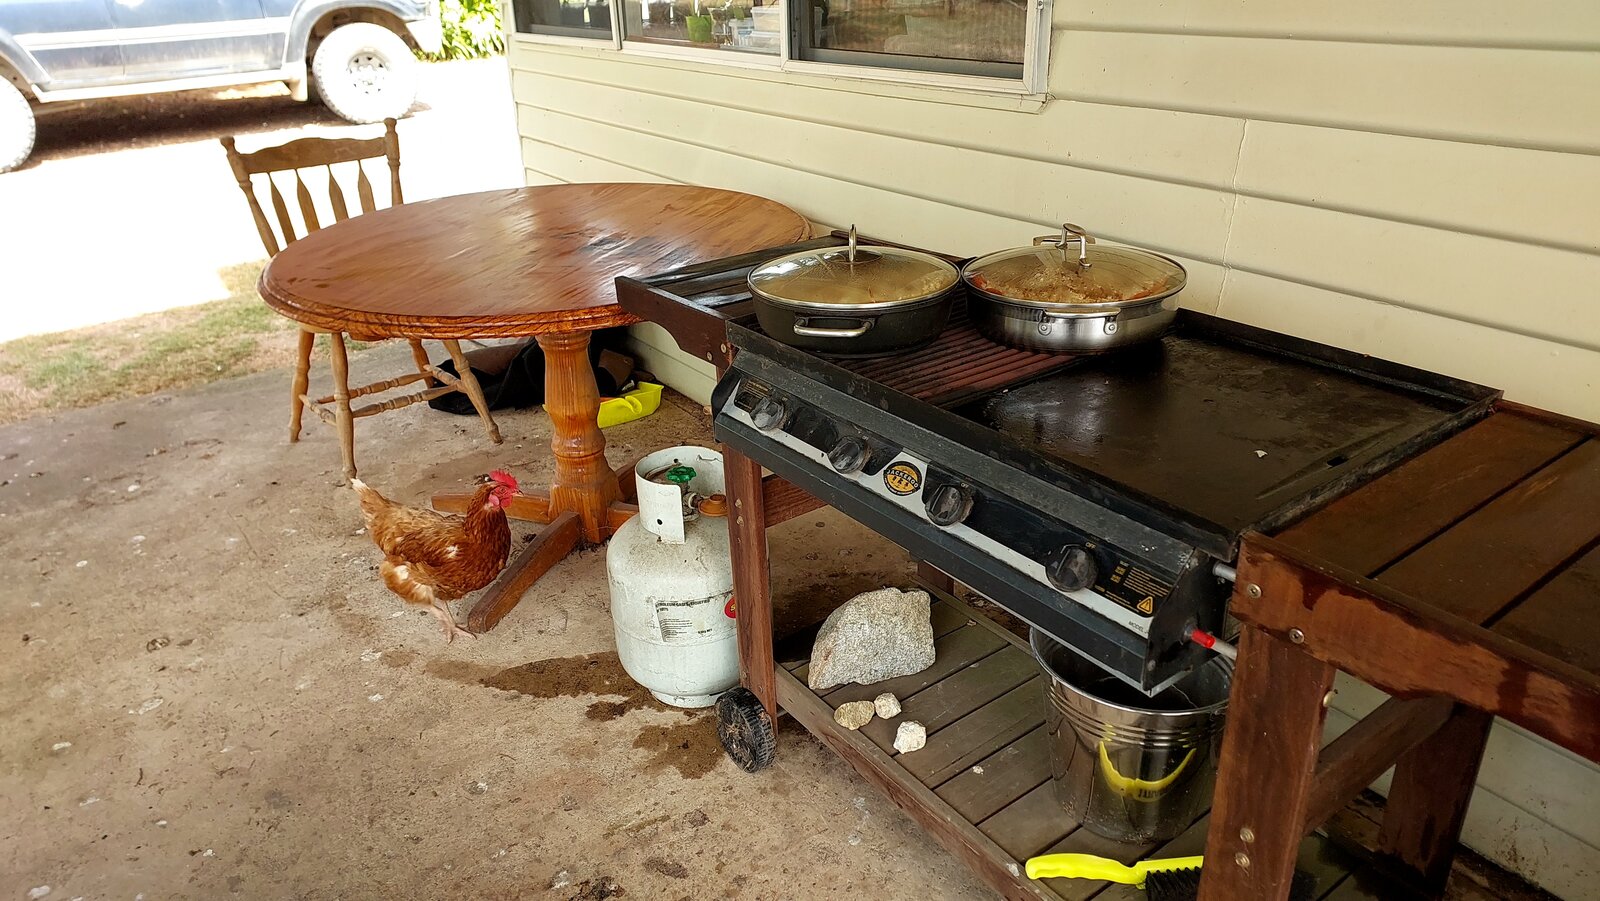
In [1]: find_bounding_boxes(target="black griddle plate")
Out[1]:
[964,335,1444,536]
[957,314,1500,542]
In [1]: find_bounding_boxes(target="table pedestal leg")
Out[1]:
[538,331,621,545]
[431,330,640,633]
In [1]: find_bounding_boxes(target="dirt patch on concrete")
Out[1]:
[631,717,724,780]
[426,651,691,721]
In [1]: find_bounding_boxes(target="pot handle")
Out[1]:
[1033,222,1095,266]
[793,317,874,338]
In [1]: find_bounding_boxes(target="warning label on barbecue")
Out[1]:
[1101,562,1172,618]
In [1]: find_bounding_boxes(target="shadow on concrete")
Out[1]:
[24,85,432,170]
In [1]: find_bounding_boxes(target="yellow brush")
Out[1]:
[1024,853,1205,886]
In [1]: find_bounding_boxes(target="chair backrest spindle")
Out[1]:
[219,118,403,258]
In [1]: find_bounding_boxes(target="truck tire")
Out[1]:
[311,23,418,124]
[0,79,35,173]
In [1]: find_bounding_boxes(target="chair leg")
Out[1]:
[289,329,315,443]
[408,339,435,388]
[443,339,503,445]
[328,331,358,480]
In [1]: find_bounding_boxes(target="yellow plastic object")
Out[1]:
[1023,853,1205,885]
[596,382,663,429]
[1098,742,1196,800]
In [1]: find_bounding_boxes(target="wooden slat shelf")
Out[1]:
[780,588,1379,900]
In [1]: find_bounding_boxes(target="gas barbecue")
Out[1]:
[619,233,1499,694]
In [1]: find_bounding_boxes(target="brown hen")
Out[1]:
[351,471,517,641]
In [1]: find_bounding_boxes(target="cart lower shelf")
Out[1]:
[775,586,1369,901]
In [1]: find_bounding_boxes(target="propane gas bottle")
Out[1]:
[606,446,737,708]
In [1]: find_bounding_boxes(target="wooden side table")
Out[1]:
[260,183,808,631]
[1197,405,1600,899]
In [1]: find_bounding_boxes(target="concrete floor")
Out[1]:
[0,59,523,343]
[0,342,995,900]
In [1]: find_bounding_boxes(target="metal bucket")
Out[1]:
[1031,629,1232,843]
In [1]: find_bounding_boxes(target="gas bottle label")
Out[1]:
[654,591,735,643]
[724,597,737,619]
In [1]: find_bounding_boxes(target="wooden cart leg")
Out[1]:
[1379,703,1494,892]
[327,331,357,481]
[916,560,956,595]
[725,447,777,721]
[1199,626,1336,901]
[289,328,315,443]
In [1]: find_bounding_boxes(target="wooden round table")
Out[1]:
[260,183,809,631]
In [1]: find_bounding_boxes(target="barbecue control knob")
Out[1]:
[750,397,788,431]
[828,436,869,474]
[925,484,974,527]
[1047,546,1098,593]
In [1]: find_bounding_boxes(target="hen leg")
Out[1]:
[429,601,476,643]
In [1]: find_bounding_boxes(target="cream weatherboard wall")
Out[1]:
[507,0,1600,894]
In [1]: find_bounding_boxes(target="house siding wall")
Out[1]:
[509,2,1600,892]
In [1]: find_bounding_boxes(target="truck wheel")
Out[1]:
[311,23,418,124]
[0,79,36,173]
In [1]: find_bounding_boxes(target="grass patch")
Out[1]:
[0,261,369,425]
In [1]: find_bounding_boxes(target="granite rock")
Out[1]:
[807,588,935,692]
[874,692,901,719]
[894,721,927,754]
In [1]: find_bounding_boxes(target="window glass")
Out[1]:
[512,0,616,38]
[794,0,1026,77]
[618,0,782,54]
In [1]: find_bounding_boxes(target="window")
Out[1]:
[513,0,1048,91]
[618,0,780,55]
[512,0,616,39]
[792,0,1028,79]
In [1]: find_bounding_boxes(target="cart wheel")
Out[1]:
[716,687,776,773]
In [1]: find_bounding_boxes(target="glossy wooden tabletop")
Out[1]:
[258,183,809,339]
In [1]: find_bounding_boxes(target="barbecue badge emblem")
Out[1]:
[883,462,922,496]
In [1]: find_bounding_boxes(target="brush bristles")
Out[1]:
[1144,868,1317,901]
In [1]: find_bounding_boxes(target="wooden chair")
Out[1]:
[221,119,501,479]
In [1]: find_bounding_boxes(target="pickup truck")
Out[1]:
[0,0,442,172]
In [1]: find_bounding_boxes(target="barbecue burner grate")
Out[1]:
[613,232,1075,409]
[841,300,1074,407]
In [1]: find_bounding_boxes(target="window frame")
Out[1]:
[509,0,1052,96]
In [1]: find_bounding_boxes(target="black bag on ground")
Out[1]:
[426,329,633,415]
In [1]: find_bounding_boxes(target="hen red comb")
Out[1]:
[488,470,518,490]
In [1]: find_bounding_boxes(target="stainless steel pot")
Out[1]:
[748,228,961,358]
[963,223,1187,354]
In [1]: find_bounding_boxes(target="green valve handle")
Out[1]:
[665,465,697,484]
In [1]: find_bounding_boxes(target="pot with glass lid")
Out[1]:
[747,227,962,357]
[962,223,1187,354]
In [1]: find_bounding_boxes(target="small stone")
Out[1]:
[874,692,901,719]
[52,742,71,751]
[129,698,164,715]
[367,694,384,702]
[549,870,571,890]
[893,721,927,754]
[28,886,49,899]
[833,701,875,730]
[76,560,88,568]
[466,781,488,795]
[808,588,935,691]
[145,636,169,652]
